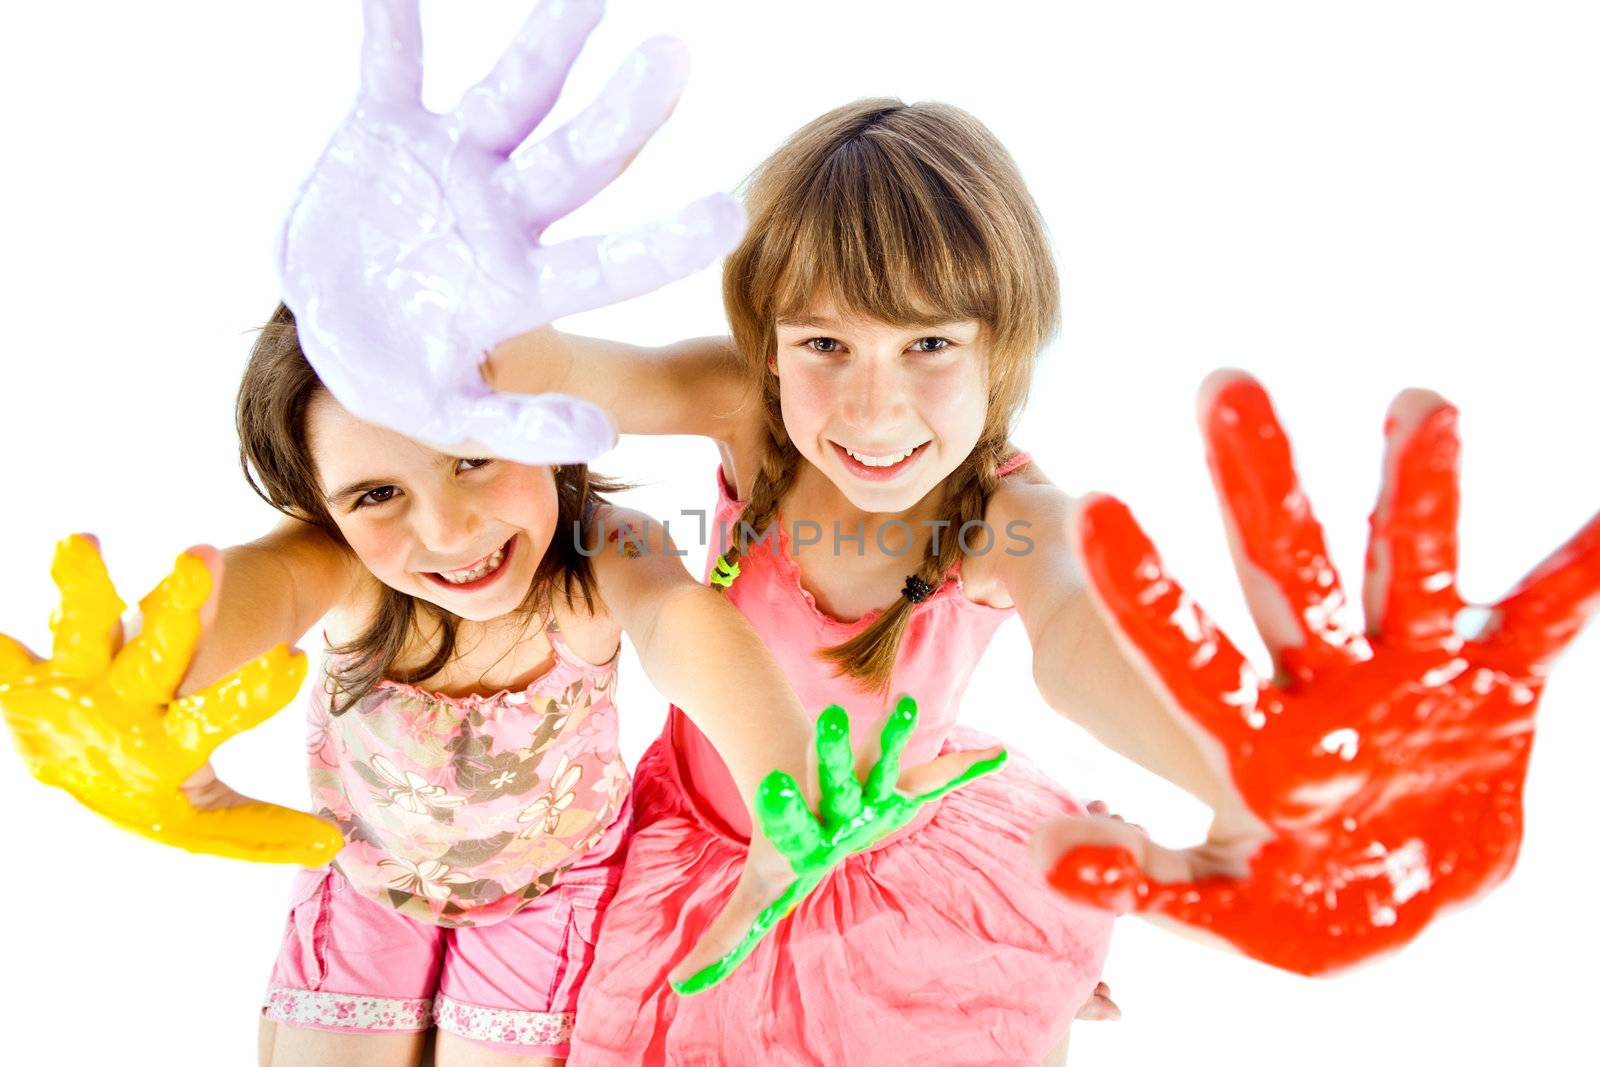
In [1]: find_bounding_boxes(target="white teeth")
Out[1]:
[439,546,504,585]
[845,446,916,468]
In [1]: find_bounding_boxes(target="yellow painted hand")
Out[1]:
[0,535,344,865]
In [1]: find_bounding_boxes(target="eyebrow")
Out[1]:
[325,453,477,505]
[326,477,394,505]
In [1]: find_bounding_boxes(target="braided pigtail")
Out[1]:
[713,387,801,591]
[820,439,1009,692]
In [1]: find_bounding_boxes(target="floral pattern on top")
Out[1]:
[306,620,629,927]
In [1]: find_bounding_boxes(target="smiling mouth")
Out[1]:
[424,537,515,591]
[832,440,930,475]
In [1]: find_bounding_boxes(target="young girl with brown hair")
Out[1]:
[488,99,1266,1063]
[202,304,845,1065]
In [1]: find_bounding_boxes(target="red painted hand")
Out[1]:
[1041,372,1600,976]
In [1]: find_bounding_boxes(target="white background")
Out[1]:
[1,1,1596,1063]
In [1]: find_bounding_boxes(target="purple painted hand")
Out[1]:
[278,0,745,463]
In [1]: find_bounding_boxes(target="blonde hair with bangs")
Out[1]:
[721,98,1059,691]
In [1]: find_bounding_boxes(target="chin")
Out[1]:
[829,466,942,515]
[850,488,941,520]
[837,485,918,515]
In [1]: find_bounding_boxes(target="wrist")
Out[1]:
[483,326,564,393]
[1208,804,1272,846]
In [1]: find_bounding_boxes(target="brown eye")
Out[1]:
[910,337,951,353]
[358,485,397,507]
[806,337,841,353]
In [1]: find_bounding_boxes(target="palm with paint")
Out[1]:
[1039,373,1600,975]
[0,536,342,865]
[672,697,1006,993]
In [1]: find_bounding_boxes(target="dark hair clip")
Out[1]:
[901,575,936,604]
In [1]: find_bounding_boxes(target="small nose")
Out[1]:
[413,488,482,557]
[839,356,906,432]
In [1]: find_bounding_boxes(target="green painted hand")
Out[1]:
[670,695,1007,994]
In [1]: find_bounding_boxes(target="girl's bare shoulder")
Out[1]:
[983,454,1073,515]
[321,565,386,647]
[243,517,368,643]
[964,457,1076,605]
[583,500,708,604]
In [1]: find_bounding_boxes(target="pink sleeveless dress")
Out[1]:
[569,456,1114,1066]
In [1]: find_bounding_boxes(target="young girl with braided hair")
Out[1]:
[0,4,1014,1060]
[490,98,1268,1064]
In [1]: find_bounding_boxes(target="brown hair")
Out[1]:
[237,303,625,712]
[721,99,1058,692]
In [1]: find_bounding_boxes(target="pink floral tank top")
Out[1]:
[669,453,1032,842]
[304,614,630,927]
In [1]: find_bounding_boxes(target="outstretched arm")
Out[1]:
[589,506,816,802]
[990,481,1270,846]
[484,328,757,444]
[177,518,359,698]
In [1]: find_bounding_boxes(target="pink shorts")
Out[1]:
[262,801,630,1058]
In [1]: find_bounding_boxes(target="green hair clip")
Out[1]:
[669,695,1007,995]
[709,554,741,588]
